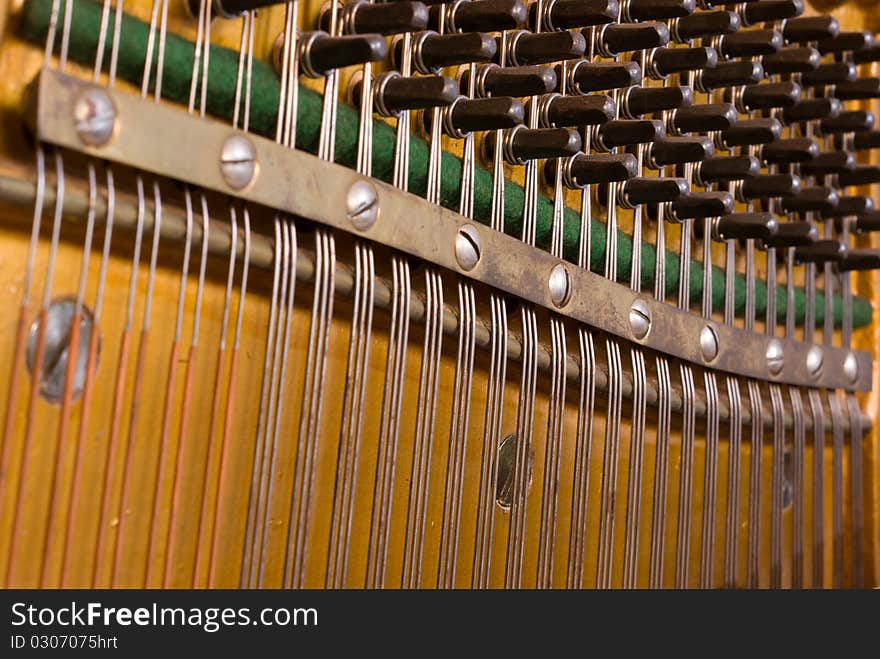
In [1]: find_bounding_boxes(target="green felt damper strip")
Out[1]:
[17,0,872,328]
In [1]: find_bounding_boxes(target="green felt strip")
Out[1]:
[17,0,873,328]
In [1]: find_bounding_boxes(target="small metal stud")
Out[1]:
[548,263,571,307]
[346,179,380,230]
[843,351,859,384]
[806,345,824,378]
[700,324,719,362]
[74,88,117,147]
[220,135,258,190]
[455,224,482,271]
[629,299,652,340]
[766,339,784,375]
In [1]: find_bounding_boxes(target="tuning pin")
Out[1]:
[781,15,839,43]
[529,0,618,31]
[760,138,819,165]
[761,47,820,75]
[442,96,524,136]
[715,30,782,58]
[647,136,714,167]
[562,60,641,94]
[834,79,880,101]
[837,165,880,187]
[503,30,586,66]
[781,97,840,124]
[489,126,582,164]
[694,155,760,184]
[621,85,692,118]
[714,213,778,241]
[438,0,527,33]
[720,118,782,148]
[671,103,737,134]
[800,62,857,87]
[839,249,880,272]
[322,1,429,35]
[620,177,689,207]
[820,110,875,136]
[669,191,735,220]
[853,211,880,234]
[406,31,497,73]
[794,240,847,265]
[739,174,801,201]
[779,187,839,214]
[817,31,874,55]
[596,119,665,149]
[624,0,695,21]
[695,61,764,92]
[759,221,817,249]
[798,151,855,176]
[292,32,387,78]
[553,153,639,187]
[648,46,718,78]
[852,131,880,151]
[741,0,805,27]
[538,93,616,128]
[587,22,670,57]
[853,46,880,65]
[729,81,801,111]
[361,72,459,116]
[821,195,874,219]
[670,10,740,41]
[463,63,556,97]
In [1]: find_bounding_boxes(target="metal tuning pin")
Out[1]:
[504,30,586,66]
[694,154,760,184]
[738,173,801,201]
[800,62,857,87]
[797,150,855,176]
[779,187,839,214]
[761,47,820,75]
[648,46,718,78]
[781,97,840,124]
[695,61,764,92]
[671,103,738,134]
[780,15,840,43]
[620,176,689,206]
[294,32,388,78]
[713,213,778,241]
[491,126,582,164]
[821,195,874,219]
[563,60,641,93]
[741,0,805,27]
[854,211,880,234]
[820,110,875,135]
[622,85,693,118]
[834,78,880,101]
[538,93,616,128]
[323,0,429,35]
[759,221,817,249]
[839,249,880,272]
[670,10,740,42]
[363,73,459,116]
[407,31,497,73]
[463,63,557,97]
[647,136,714,167]
[715,30,783,58]
[760,137,819,165]
[837,166,880,188]
[530,0,619,31]
[730,81,801,112]
[553,152,639,187]
[440,0,527,33]
[623,0,695,21]
[852,131,880,151]
[794,239,847,265]
[596,119,665,149]
[817,31,874,55]
[669,191,735,220]
[442,96,524,136]
[853,45,880,65]
[587,22,670,57]
[720,118,782,148]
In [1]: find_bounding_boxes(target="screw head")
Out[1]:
[455,224,482,271]
[843,351,859,384]
[220,135,257,190]
[73,88,116,146]
[806,345,824,378]
[548,263,571,307]
[629,299,652,340]
[766,339,784,376]
[346,180,379,230]
[700,324,719,362]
